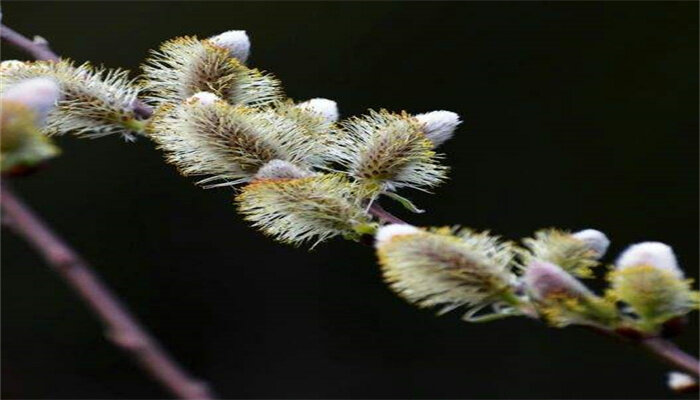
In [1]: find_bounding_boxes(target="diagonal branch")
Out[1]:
[1,182,215,399]
[1,23,210,399]
[0,24,58,61]
[639,337,700,379]
[585,320,699,385]
[368,202,407,225]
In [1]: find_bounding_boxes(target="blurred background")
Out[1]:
[1,1,698,399]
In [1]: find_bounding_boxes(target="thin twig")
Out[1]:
[0,24,154,119]
[639,337,700,378]
[368,202,407,225]
[0,182,215,399]
[0,24,58,61]
[586,325,700,379]
[2,23,209,398]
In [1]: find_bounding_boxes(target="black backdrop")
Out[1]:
[1,2,698,399]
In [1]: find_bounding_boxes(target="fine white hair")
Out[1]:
[414,110,461,148]
[1,77,62,124]
[375,224,421,247]
[187,91,221,106]
[616,242,682,278]
[296,98,339,123]
[208,30,251,63]
[572,229,610,259]
[667,371,696,392]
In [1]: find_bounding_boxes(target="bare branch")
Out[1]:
[640,337,700,379]
[368,202,407,225]
[0,24,58,61]
[1,183,216,399]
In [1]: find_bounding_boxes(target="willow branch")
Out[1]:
[639,337,700,378]
[586,325,699,380]
[0,24,153,119]
[1,23,208,398]
[0,24,58,61]
[0,183,215,399]
[368,202,407,225]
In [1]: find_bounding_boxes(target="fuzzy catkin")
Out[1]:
[141,36,281,107]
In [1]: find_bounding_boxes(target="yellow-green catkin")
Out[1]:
[236,174,372,246]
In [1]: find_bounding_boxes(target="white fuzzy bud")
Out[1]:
[375,224,421,247]
[208,30,250,63]
[1,77,61,125]
[187,91,221,106]
[296,98,339,123]
[523,261,591,301]
[254,159,313,180]
[667,371,697,392]
[414,110,461,148]
[616,242,683,278]
[572,229,610,259]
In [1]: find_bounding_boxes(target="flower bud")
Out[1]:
[375,224,421,247]
[616,242,682,278]
[1,77,61,126]
[142,36,281,107]
[376,226,518,317]
[1,99,61,174]
[1,59,143,140]
[571,229,610,259]
[414,110,461,148]
[333,110,447,194]
[187,91,221,106]
[523,261,591,301]
[667,372,697,393]
[523,261,617,327]
[148,100,320,187]
[208,30,251,63]
[254,159,313,180]
[296,98,339,123]
[521,229,607,278]
[609,242,698,329]
[236,173,370,246]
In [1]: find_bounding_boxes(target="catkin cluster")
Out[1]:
[138,31,461,247]
[2,29,697,349]
[376,225,698,333]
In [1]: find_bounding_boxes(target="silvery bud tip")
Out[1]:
[616,242,682,278]
[1,77,62,125]
[572,229,610,259]
[208,30,251,63]
[186,91,221,106]
[667,371,697,392]
[296,98,339,123]
[523,260,591,301]
[375,224,421,247]
[414,110,461,148]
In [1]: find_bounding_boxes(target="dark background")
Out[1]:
[1,1,698,399]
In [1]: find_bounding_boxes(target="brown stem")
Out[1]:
[0,24,154,119]
[368,202,407,225]
[0,182,215,400]
[0,24,59,61]
[639,337,700,379]
[587,325,700,380]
